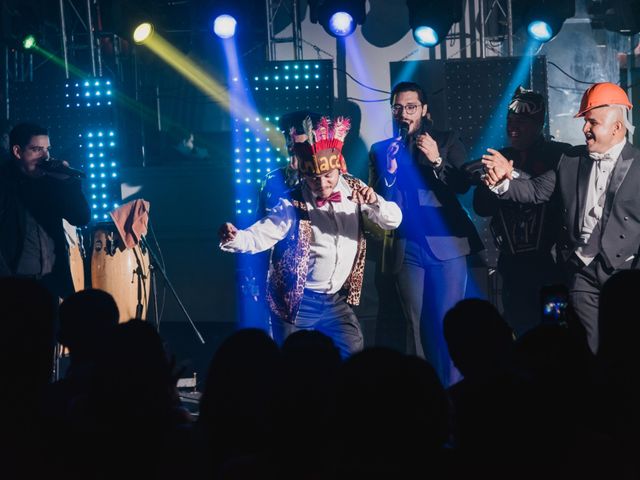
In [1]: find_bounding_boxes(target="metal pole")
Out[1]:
[292,0,302,60]
[479,0,486,58]
[4,47,9,119]
[86,0,97,76]
[506,0,513,56]
[628,34,636,145]
[94,0,103,77]
[156,85,162,131]
[59,0,70,78]
[133,49,146,167]
[265,0,275,61]
[336,37,346,100]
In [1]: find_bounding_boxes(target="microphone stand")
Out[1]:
[140,235,205,344]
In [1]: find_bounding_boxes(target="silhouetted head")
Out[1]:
[336,347,449,461]
[0,277,56,394]
[444,298,513,380]
[58,288,119,362]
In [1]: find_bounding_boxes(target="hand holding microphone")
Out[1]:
[386,122,410,174]
[38,157,86,179]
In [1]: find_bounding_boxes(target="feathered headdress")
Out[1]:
[292,116,351,175]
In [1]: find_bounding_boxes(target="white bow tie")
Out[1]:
[589,152,614,161]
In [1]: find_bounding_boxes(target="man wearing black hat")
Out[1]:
[257,110,322,217]
[473,86,571,337]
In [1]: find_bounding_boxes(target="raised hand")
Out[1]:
[416,133,441,164]
[218,222,238,244]
[350,185,378,205]
[386,140,401,174]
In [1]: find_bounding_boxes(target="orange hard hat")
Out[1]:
[575,82,632,118]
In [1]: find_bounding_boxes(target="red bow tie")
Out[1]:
[315,191,342,207]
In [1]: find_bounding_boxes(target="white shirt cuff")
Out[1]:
[488,170,519,195]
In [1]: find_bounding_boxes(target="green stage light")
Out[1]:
[22,35,37,50]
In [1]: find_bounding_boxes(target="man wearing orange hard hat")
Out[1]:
[481,82,639,355]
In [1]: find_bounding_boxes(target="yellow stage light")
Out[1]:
[133,23,154,44]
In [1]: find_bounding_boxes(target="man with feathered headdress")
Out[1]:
[473,85,571,337]
[219,115,402,357]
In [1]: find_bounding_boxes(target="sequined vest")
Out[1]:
[266,175,367,322]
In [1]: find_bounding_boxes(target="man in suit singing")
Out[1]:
[369,82,483,386]
[482,82,638,354]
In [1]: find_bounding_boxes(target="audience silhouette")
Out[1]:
[1,275,637,478]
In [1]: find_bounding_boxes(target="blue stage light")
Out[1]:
[407,0,462,47]
[413,26,439,46]
[213,14,237,39]
[311,1,365,37]
[516,0,574,43]
[527,20,553,41]
[328,11,355,36]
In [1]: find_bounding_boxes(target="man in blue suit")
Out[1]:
[369,82,483,386]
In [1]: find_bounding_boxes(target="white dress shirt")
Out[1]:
[221,175,402,293]
[575,139,626,265]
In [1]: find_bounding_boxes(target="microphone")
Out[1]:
[38,158,86,179]
[398,122,410,145]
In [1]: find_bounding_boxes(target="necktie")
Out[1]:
[315,191,341,207]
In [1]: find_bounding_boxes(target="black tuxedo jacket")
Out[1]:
[369,126,483,274]
[502,142,640,270]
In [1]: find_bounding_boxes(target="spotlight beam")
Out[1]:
[138,31,280,144]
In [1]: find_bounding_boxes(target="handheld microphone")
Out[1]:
[399,122,410,145]
[38,158,86,179]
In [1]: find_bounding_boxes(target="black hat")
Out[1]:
[508,86,545,123]
[278,110,323,134]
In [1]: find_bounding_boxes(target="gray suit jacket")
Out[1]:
[501,142,640,270]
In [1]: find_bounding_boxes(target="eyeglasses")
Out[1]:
[391,103,422,115]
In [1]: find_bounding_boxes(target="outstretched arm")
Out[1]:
[482,149,558,204]
[219,197,295,253]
